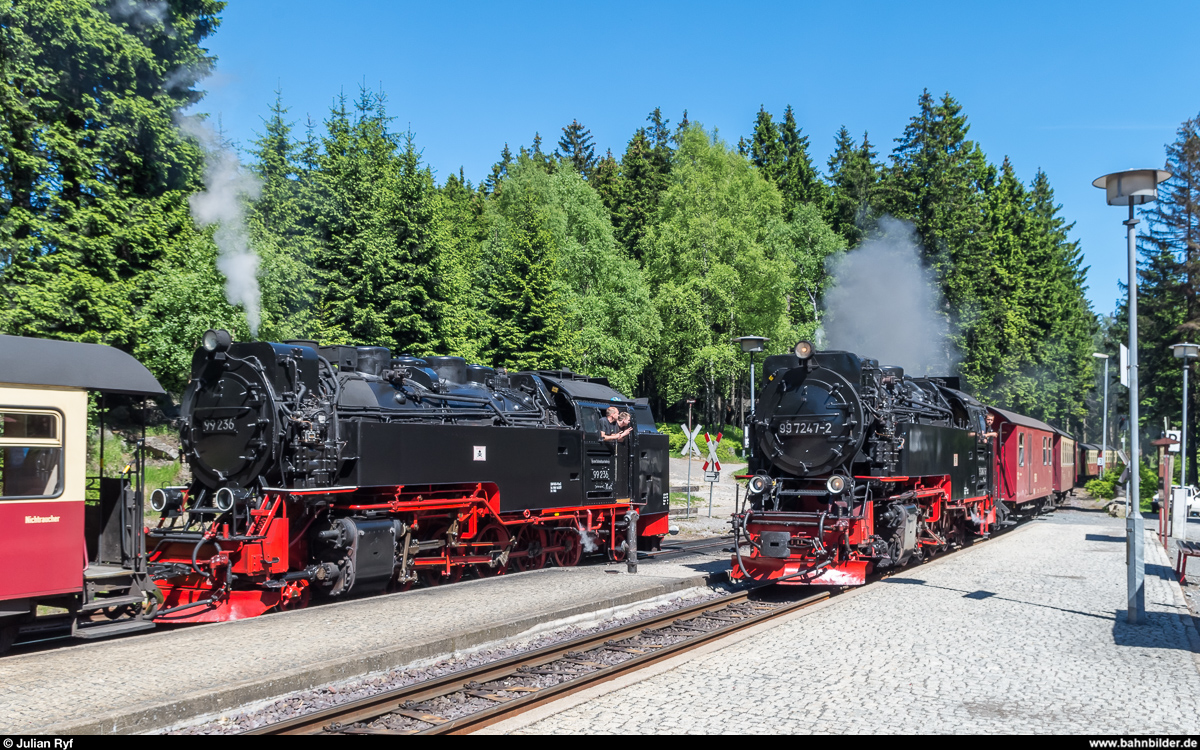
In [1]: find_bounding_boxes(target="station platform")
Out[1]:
[0,552,726,735]
[491,503,1200,735]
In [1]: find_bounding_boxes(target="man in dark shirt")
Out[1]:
[599,406,622,441]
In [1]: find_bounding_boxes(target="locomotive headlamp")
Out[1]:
[214,486,251,512]
[150,487,185,513]
[826,475,847,495]
[794,341,814,360]
[748,475,774,495]
[202,328,233,353]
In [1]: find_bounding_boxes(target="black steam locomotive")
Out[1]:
[732,342,998,586]
[147,330,670,623]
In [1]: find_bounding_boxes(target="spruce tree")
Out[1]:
[556,120,596,179]
[883,90,992,373]
[486,190,568,370]
[311,87,442,353]
[591,148,621,214]
[434,168,491,360]
[777,105,826,215]
[243,90,318,340]
[749,107,784,179]
[612,129,664,259]
[826,127,882,246]
[485,143,513,195]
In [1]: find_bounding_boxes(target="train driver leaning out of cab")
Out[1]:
[600,406,622,442]
[983,413,999,441]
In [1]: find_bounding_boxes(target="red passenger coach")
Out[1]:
[988,407,1057,513]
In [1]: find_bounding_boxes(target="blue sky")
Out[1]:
[198,1,1200,318]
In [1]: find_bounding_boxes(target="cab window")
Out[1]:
[0,409,63,499]
[633,404,658,433]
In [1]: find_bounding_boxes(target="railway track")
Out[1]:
[4,535,733,656]
[639,534,733,560]
[244,587,830,735]
[240,507,1043,736]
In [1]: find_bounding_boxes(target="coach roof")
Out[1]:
[0,335,165,396]
[988,405,1055,433]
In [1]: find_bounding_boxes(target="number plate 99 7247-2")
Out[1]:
[775,419,832,436]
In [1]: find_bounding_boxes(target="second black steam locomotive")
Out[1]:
[146,330,670,622]
[731,342,999,586]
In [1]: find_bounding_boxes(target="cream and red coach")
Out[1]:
[0,335,163,652]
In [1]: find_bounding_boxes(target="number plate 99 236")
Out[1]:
[775,419,832,436]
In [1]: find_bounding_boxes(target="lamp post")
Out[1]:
[1093,353,1110,474]
[1093,168,1171,625]
[732,336,769,460]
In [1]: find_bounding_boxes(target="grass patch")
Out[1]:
[145,461,185,493]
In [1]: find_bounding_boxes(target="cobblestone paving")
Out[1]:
[512,508,1200,734]
[0,553,726,734]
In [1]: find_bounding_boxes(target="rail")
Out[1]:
[244,588,829,735]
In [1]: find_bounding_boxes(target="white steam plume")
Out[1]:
[820,217,957,376]
[177,115,263,336]
[108,0,168,27]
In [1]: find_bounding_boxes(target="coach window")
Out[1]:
[0,409,63,499]
[1018,433,1024,467]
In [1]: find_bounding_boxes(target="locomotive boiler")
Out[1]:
[147,331,669,622]
[731,342,999,586]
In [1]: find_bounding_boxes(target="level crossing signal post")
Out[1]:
[704,432,722,517]
[682,398,700,519]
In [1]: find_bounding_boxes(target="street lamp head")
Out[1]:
[1170,342,1200,360]
[1092,169,1171,206]
[732,335,768,353]
[1092,352,1110,359]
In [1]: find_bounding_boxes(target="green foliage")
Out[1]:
[1106,113,1200,476]
[0,5,1100,444]
[0,0,223,347]
[881,91,1095,433]
[485,182,570,370]
[1084,464,1157,506]
[642,124,830,424]
[309,89,442,353]
[826,127,882,246]
[556,119,597,179]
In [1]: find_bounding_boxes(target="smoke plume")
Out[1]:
[108,0,169,27]
[177,115,263,336]
[820,217,956,376]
